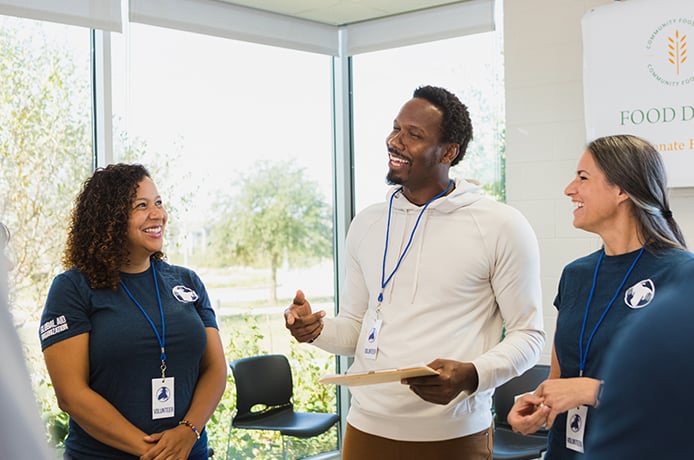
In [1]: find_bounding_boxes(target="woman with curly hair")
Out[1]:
[40,164,226,460]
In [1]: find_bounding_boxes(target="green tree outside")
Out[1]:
[1,16,504,460]
[0,20,92,324]
[0,18,338,459]
[209,161,333,304]
[450,74,506,202]
[0,20,92,451]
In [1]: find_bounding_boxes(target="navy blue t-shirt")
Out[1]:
[586,258,694,459]
[546,247,693,460]
[40,259,218,460]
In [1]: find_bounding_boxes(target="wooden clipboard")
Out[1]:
[319,366,439,386]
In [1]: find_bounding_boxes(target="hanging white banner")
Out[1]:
[582,0,694,187]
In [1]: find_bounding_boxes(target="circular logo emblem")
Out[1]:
[156,386,170,402]
[645,17,694,87]
[172,285,199,302]
[624,279,655,309]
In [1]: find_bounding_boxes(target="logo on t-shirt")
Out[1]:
[624,279,655,309]
[171,285,199,303]
[40,315,69,341]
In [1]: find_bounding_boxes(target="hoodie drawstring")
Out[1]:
[379,180,453,306]
[409,211,429,303]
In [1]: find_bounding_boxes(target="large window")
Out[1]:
[111,22,337,458]
[1,4,503,459]
[0,13,93,447]
[352,31,506,211]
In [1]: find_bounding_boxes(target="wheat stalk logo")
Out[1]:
[667,29,687,75]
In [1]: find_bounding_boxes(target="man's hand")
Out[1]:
[403,359,479,405]
[284,289,325,343]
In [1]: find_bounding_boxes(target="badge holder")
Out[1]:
[566,405,588,453]
[152,351,175,419]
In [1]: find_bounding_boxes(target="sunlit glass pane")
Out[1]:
[111,23,337,458]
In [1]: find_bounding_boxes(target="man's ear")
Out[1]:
[441,144,459,165]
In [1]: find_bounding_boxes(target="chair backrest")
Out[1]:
[229,354,294,422]
[494,364,550,429]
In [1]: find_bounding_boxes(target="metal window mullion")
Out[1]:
[91,29,113,169]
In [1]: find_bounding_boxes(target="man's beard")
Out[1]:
[385,169,403,186]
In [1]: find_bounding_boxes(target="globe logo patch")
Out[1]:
[172,285,199,303]
[624,279,655,309]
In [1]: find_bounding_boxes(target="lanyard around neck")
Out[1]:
[121,261,167,378]
[578,246,644,376]
[378,179,454,305]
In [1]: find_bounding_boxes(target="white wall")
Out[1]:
[503,0,694,365]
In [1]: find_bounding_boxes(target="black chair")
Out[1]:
[493,364,551,460]
[228,354,339,460]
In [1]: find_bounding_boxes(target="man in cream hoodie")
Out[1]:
[285,85,545,459]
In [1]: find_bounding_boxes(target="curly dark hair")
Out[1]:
[63,163,164,290]
[412,85,473,166]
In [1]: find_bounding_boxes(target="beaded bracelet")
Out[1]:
[179,420,201,440]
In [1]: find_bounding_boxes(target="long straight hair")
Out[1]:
[588,135,686,250]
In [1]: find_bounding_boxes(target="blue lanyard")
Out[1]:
[378,179,454,304]
[578,246,644,376]
[121,261,167,378]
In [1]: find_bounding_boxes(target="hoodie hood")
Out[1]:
[386,178,484,212]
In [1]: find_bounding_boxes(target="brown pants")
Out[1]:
[341,423,493,460]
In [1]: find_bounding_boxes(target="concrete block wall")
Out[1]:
[503,0,694,364]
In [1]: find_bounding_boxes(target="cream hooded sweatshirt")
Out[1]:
[312,178,545,441]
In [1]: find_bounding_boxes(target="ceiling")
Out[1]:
[215,0,469,26]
